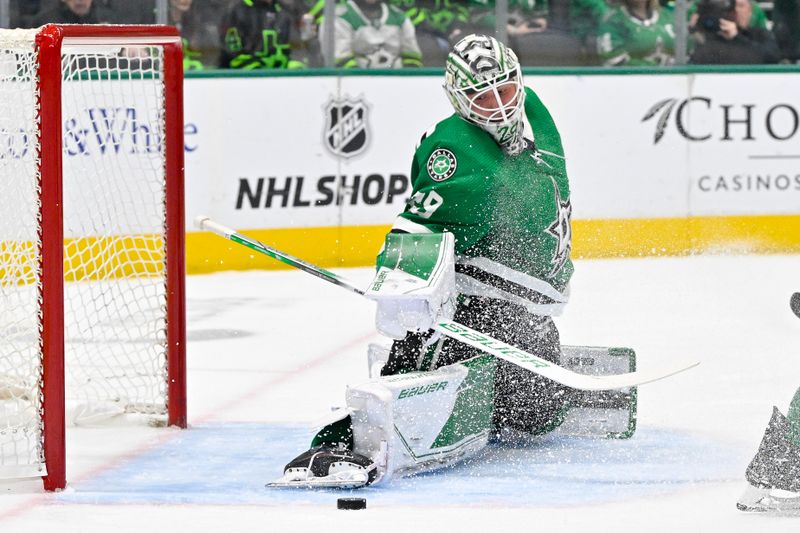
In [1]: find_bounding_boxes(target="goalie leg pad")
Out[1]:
[348,354,496,482]
[367,342,391,378]
[552,346,638,439]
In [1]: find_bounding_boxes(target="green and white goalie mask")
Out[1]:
[366,232,456,339]
[444,34,526,154]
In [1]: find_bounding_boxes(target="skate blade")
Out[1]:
[737,485,800,514]
[267,472,369,490]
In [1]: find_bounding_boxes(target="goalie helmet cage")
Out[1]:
[0,25,186,491]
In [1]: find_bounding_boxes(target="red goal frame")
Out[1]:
[34,24,187,491]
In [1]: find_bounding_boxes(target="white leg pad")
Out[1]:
[555,345,637,439]
[366,342,391,378]
[347,355,494,482]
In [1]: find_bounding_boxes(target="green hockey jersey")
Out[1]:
[324,0,423,68]
[392,86,573,316]
[597,6,676,66]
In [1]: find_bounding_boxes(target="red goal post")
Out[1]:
[0,24,186,491]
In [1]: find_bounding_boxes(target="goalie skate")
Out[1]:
[267,446,378,489]
[736,485,800,514]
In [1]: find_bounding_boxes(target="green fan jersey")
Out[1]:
[392,86,573,316]
[326,0,423,68]
[597,6,676,66]
[390,0,472,35]
[570,0,610,43]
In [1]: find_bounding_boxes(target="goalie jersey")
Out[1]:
[393,86,573,316]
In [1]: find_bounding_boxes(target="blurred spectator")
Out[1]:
[30,0,115,25]
[169,0,220,69]
[390,0,471,67]
[103,0,157,23]
[467,0,587,65]
[597,0,675,66]
[509,0,550,35]
[461,0,501,35]
[11,0,46,27]
[509,0,588,65]
[688,0,768,30]
[323,0,423,68]
[280,0,324,67]
[219,0,302,69]
[772,0,800,62]
[17,0,156,26]
[689,0,780,64]
[570,0,610,60]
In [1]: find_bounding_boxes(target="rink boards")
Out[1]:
[176,70,800,270]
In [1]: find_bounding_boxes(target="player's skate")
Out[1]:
[267,446,378,489]
[737,407,800,513]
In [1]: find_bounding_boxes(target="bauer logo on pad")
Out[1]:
[323,96,370,159]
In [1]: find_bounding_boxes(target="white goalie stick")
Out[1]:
[194,216,699,391]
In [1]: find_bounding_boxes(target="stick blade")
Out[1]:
[435,319,700,391]
[581,360,700,390]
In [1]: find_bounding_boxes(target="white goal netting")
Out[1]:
[0,29,171,479]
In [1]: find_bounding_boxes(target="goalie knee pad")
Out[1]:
[493,359,571,434]
[491,312,569,434]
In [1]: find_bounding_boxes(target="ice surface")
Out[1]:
[1,255,799,532]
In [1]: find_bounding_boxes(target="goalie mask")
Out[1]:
[444,34,526,154]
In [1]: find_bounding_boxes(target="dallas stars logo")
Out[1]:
[427,149,457,182]
[545,179,572,277]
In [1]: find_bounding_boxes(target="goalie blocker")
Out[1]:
[365,232,457,339]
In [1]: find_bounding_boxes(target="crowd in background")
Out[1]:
[9,0,800,68]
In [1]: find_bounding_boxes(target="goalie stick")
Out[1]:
[194,216,698,391]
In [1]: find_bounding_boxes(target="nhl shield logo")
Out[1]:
[323,97,370,159]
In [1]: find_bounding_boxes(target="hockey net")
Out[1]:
[0,25,186,490]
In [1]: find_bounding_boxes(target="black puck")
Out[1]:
[791,292,800,319]
[337,497,367,510]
